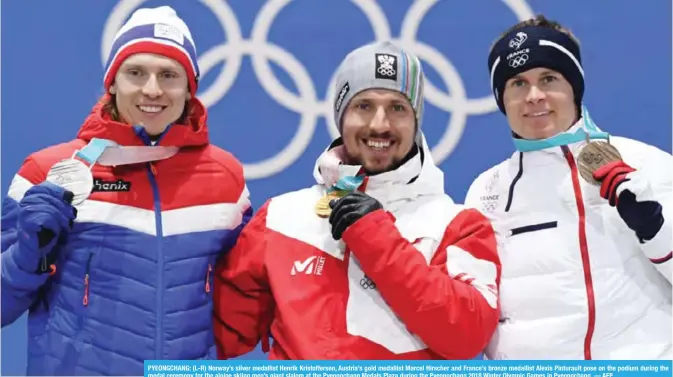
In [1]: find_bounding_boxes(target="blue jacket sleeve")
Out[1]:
[1,158,54,327]
[1,195,50,327]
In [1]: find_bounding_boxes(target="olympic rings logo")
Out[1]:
[377,65,396,78]
[102,0,534,179]
[376,54,397,78]
[359,276,377,290]
[509,54,529,68]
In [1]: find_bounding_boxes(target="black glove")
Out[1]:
[14,182,77,273]
[328,191,382,240]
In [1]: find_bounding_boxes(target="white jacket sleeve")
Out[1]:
[465,177,482,209]
[464,169,501,361]
[620,144,673,283]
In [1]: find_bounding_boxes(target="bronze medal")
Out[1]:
[315,190,349,217]
[577,141,622,186]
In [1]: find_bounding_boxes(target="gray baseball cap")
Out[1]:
[332,41,425,143]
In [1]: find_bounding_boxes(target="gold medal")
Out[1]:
[577,140,622,186]
[315,190,349,217]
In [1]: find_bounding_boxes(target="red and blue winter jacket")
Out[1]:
[1,96,252,375]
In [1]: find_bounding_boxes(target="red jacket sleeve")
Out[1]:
[213,200,275,359]
[342,207,501,359]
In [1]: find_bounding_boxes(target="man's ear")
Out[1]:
[109,84,117,95]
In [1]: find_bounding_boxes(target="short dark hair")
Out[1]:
[490,14,580,53]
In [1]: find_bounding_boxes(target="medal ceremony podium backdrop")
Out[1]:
[1,0,670,373]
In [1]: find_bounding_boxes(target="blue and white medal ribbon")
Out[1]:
[46,138,178,205]
[330,175,364,193]
[513,106,610,152]
[314,145,367,217]
[315,174,366,218]
[576,107,623,185]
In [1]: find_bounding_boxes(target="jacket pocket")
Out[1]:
[508,221,558,236]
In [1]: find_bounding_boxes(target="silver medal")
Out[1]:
[45,159,93,205]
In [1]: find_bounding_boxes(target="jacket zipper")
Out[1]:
[205,264,213,293]
[40,252,49,273]
[146,161,164,360]
[505,152,524,212]
[561,146,596,360]
[138,128,168,359]
[83,253,93,306]
[39,254,57,275]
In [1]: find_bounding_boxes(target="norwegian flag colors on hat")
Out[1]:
[103,6,200,94]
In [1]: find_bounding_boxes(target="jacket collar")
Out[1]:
[76,95,210,147]
[507,118,616,174]
[513,119,608,153]
[312,133,447,206]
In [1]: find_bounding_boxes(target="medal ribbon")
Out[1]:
[316,170,365,219]
[513,106,610,152]
[45,138,178,209]
[74,138,179,168]
[319,146,366,194]
[330,175,365,193]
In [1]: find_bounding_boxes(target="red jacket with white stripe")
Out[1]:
[213,138,502,360]
[465,123,672,360]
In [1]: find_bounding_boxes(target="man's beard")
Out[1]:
[349,144,419,176]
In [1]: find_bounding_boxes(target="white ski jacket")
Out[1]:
[465,125,672,360]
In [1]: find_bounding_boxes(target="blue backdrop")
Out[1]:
[2,0,671,374]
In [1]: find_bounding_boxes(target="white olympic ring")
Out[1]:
[102,0,535,179]
[377,67,396,77]
[509,54,529,68]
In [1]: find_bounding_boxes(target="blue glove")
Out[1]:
[593,161,664,243]
[13,182,77,273]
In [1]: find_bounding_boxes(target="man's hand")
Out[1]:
[328,191,382,240]
[593,161,664,242]
[15,182,77,273]
[593,160,635,206]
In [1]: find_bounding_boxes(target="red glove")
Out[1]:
[592,161,636,206]
[592,160,664,243]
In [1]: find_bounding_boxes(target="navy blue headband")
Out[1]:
[488,25,584,114]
